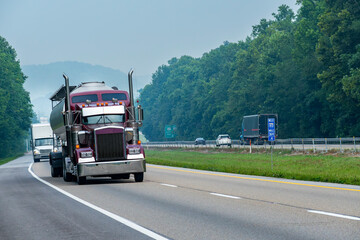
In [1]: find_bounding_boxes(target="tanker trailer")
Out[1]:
[49,69,145,184]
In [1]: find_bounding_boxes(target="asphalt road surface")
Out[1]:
[1,153,359,239]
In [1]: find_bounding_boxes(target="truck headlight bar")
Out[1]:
[80,151,93,158]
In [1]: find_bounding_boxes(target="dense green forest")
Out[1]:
[0,36,32,157]
[140,0,360,141]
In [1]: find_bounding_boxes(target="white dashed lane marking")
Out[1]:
[210,193,241,199]
[160,183,178,188]
[308,210,360,221]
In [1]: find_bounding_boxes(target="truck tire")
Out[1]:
[77,175,86,185]
[134,172,144,182]
[63,159,72,182]
[51,165,61,177]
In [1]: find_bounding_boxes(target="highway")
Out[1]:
[1,153,359,239]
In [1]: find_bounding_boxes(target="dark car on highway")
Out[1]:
[195,138,206,145]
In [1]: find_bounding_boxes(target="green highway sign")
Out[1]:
[165,125,176,138]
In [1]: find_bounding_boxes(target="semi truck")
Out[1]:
[240,114,278,145]
[30,123,54,162]
[48,69,145,184]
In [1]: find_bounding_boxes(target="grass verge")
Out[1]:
[146,148,360,186]
[0,153,25,166]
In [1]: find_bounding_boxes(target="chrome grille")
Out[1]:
[96,133,125,161]
[40,149,51,154]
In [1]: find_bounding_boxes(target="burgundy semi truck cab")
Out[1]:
[49,70,145,184]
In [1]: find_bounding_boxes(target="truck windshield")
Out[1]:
[82,114,125,125]
[72,94,98,103]
[35,138,53,146]
[102,93,127,101]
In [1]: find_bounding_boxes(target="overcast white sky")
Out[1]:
[0,0,299,76]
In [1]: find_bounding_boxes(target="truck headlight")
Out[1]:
[80,151,93,158]
[126,130,134,142]
[128,147,141,155]
[34,149,40,155]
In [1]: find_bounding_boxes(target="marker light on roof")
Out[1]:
[97,103,100,106]
[105,102,108,106]
[101,103,104,106]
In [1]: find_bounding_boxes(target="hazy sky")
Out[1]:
[0,0,299,76]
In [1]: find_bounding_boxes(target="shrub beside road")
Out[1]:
[146,148,360,186]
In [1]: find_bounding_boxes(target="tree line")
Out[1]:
[139,0,360,141]
[0,36,32,158]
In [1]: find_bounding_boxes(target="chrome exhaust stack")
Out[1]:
[127,69,143,144]
[128,69,135,121]
[63,73,74,158]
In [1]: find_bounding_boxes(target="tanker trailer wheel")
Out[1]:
[62,159,72,182]
[134,172,144,182]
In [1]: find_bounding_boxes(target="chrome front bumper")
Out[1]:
[34,154,49,159]
[77,159,146,177]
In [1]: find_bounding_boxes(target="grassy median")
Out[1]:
[146,148,360,186]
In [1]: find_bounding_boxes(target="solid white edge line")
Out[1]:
[28,163,168,240]
[210,193,241,199]
[308,210,360,221]
[160,183,178,188]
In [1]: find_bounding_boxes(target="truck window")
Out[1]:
[72,94,98,103]
[35,138,53,146]
[102,93,127,101]
[83,114,125,125]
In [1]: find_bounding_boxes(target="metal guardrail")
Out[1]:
[142,137,360,153]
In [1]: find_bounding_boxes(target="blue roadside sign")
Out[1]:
[268,118,275,142]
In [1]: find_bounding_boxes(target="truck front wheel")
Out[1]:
[51,165,61,177]
[62,160,72,182]
[77,175,86,185]
[134,173,144,182]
